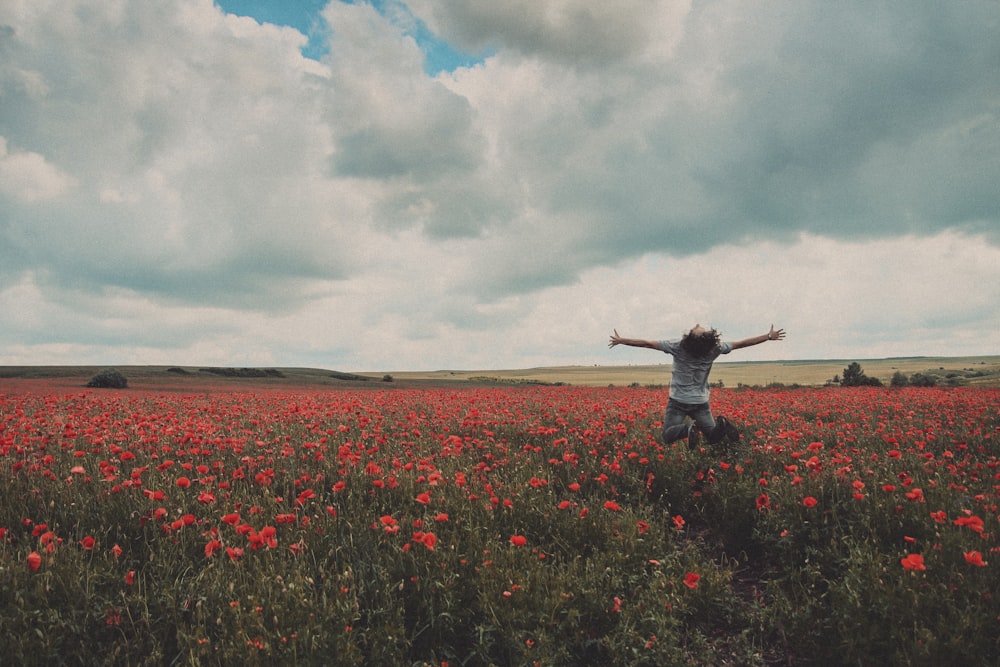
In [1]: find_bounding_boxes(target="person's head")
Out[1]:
[680,324,720,358]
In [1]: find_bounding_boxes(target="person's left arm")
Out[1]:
[731,324,786,350]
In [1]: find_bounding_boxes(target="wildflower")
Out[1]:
[415,531,437,551]
[900,553,926,571]
[672,515,686,530]
[125,570,136,585]
[415,491,431,505]
[755,493,771,511]
[603,500,622,511]
[954,515,985,533]
[111,543,123,559]
[378,515,400,534]
[510,535,527,547]
[683,572,701,589]
[802,496,818,508]
[963,551,987,567]
[205,539,223,558]
[26,551,42,571]
[176,476,191,488]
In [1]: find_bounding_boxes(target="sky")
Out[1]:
[1,1,998,372]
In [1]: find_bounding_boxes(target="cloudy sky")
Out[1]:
[1,1,998,372]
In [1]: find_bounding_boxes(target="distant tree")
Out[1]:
[87,368,128,389]
[842,362,882,387]
[909,372,938,387]
[842,362,866,386]
[890,371,909,387]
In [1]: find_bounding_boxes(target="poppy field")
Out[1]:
[1,383,998,666]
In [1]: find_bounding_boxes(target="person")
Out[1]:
[609,324,786,448]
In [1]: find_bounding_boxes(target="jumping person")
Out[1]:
[609,324,785,448]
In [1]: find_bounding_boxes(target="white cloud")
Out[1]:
[0,0,997,370]
[0,137,76,201]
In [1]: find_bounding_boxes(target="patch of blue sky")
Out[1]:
[215,0,489,74]
[215,0,331,59]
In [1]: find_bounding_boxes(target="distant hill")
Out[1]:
[3,356,997,391]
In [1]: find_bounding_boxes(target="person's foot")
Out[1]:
[687,422,700,450]
[717,416,740,442]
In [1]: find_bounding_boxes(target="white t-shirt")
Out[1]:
[656,339,733,403]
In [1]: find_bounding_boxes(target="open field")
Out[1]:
[385,356,1000,387]
[2,356,999,391]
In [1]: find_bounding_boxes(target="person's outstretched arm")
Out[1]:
[608,329,660,350]
[731,324,786,350]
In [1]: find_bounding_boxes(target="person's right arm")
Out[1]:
[608,329,661,350]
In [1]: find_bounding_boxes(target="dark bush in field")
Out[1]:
[842,362,883,386]
[198,367,284,378]
[85,368,128,389]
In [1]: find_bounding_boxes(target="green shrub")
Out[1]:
[85,368,128,389]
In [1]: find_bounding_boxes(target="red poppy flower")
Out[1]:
[417,531,437,551]
[80,535,96,550]
[954,515,985,533]
[26,551,42,571]
[963,550,987,567]
[900,553,926,571]
[683,572,701,589]
[204,539,223,558]
[802,496,818,508]
[603,500,621,511]
[510,535,527,547]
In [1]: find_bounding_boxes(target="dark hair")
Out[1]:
[680,328,721,358]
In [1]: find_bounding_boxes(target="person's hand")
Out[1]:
[609,329,623,348]
[767,325,786,341]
